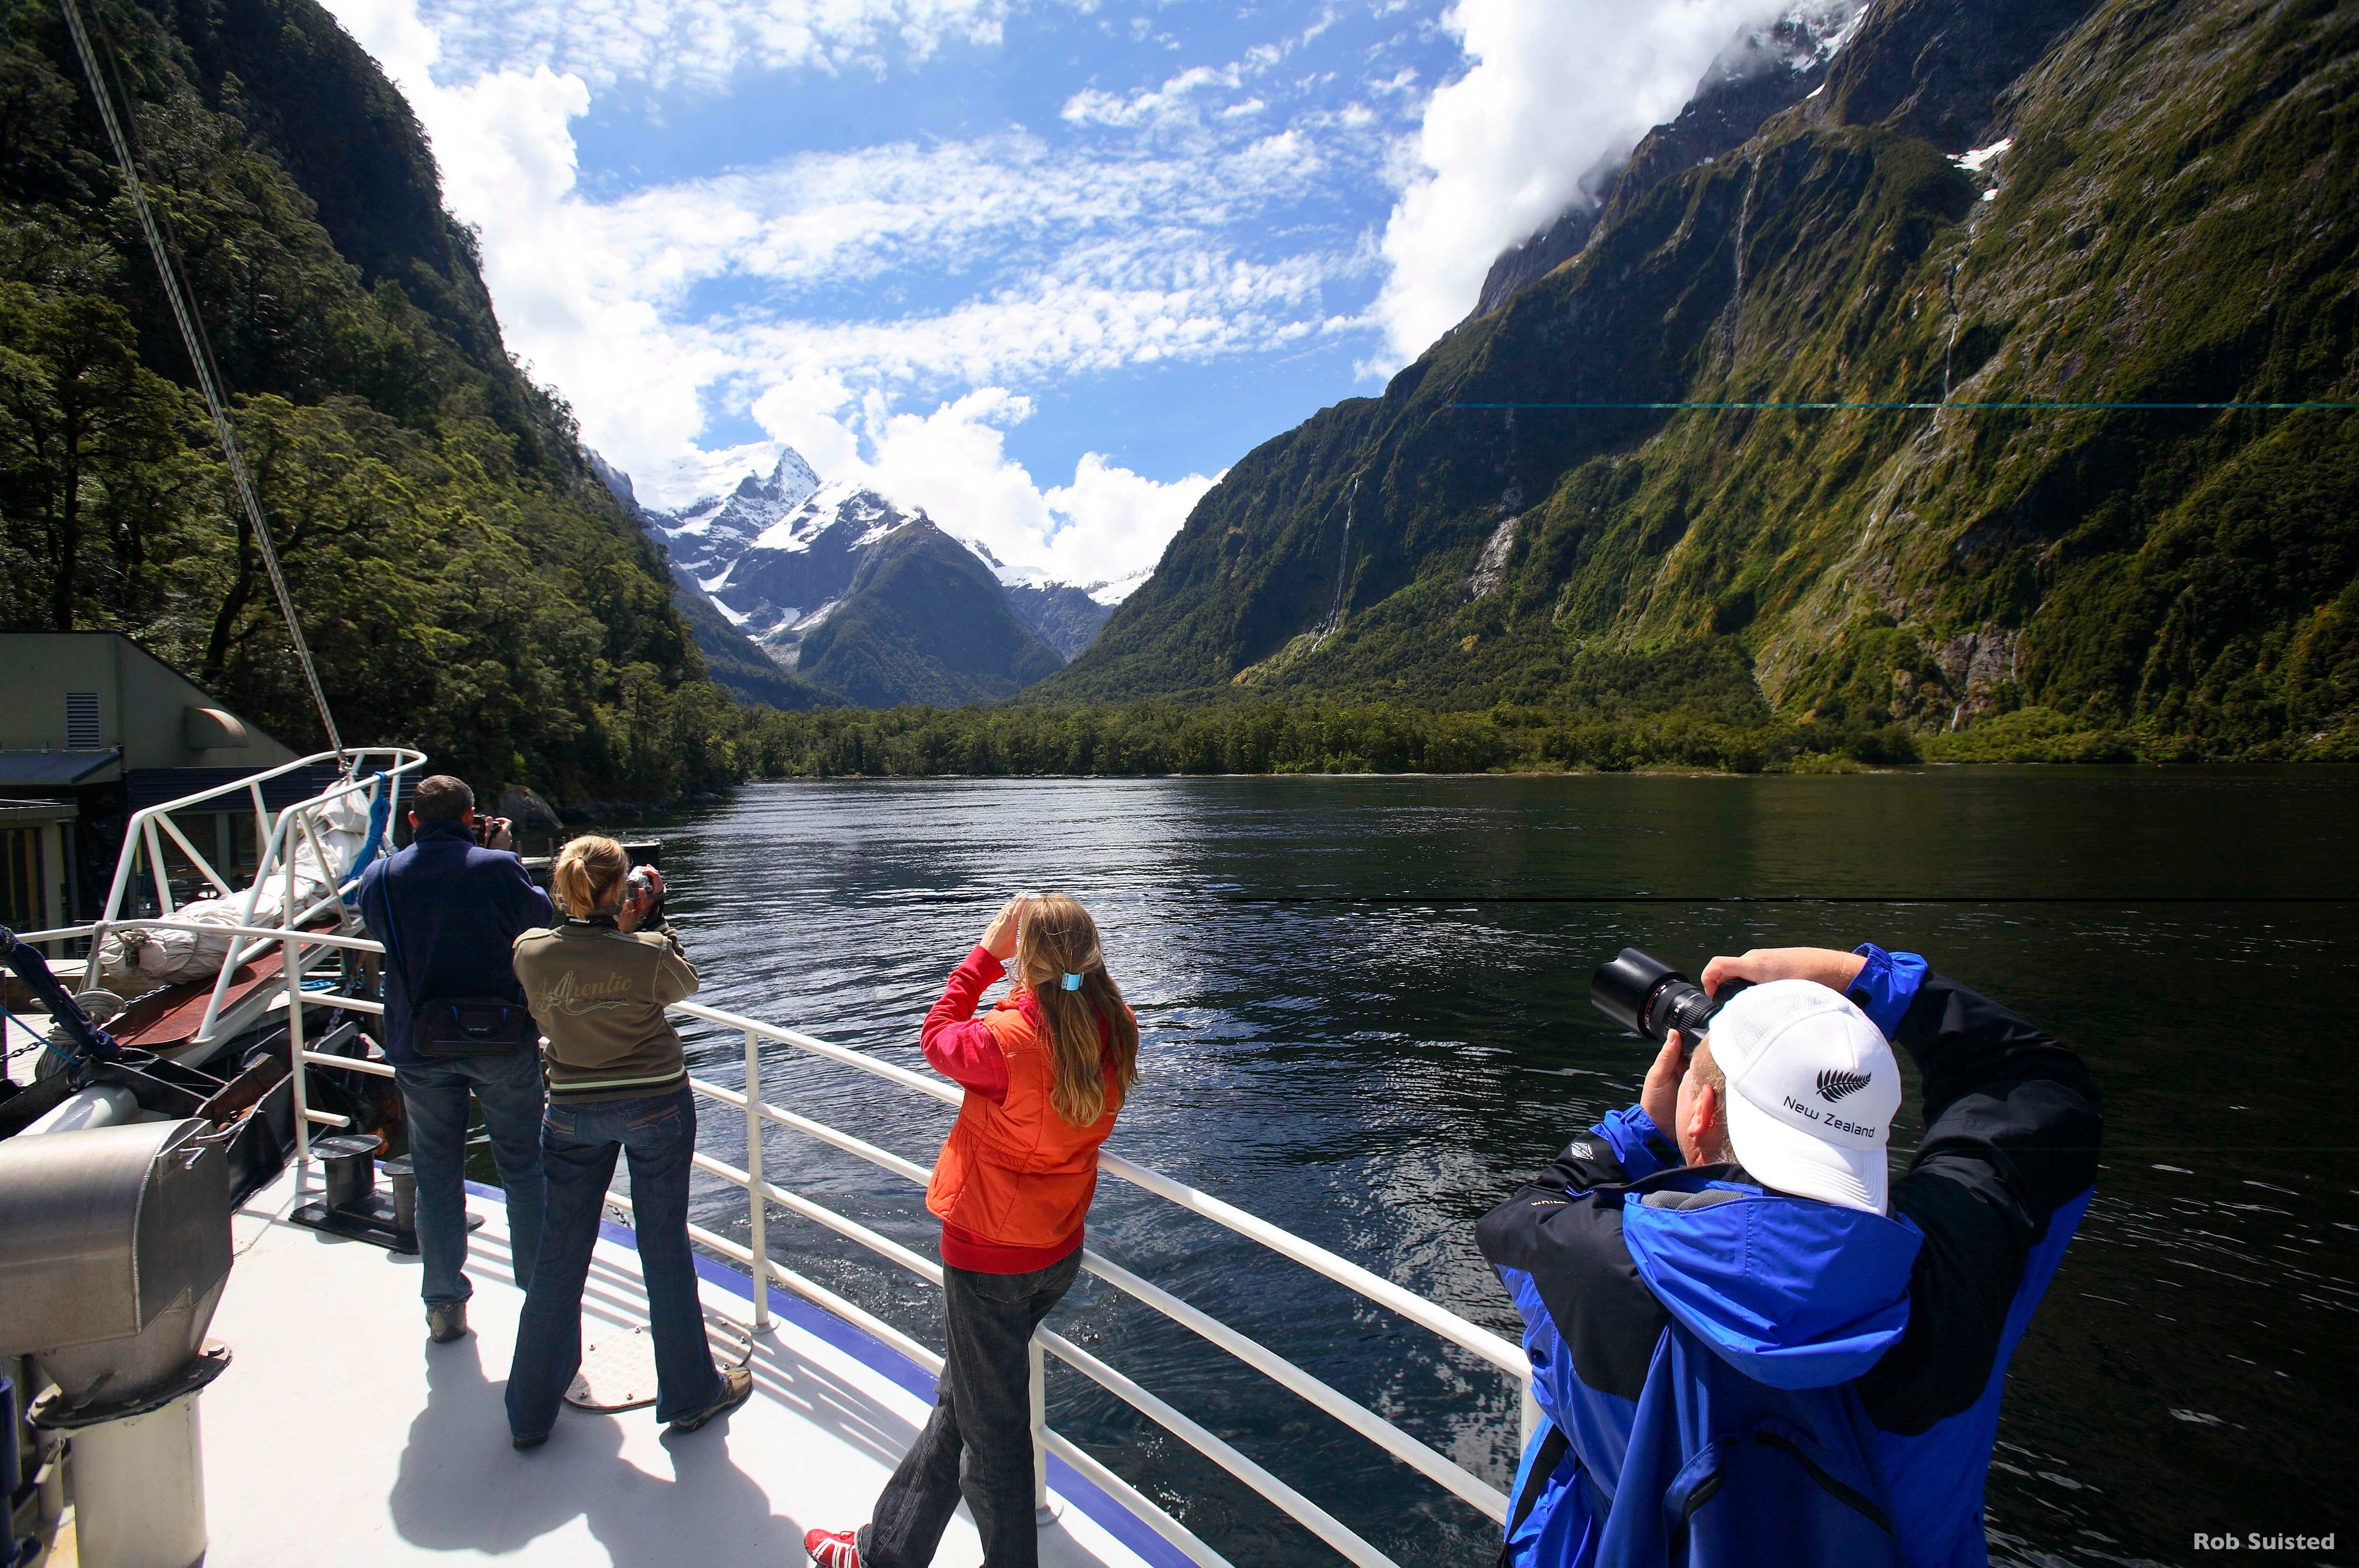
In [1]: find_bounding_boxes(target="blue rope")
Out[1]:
[340,772,392,907]
[0,999,75,1065]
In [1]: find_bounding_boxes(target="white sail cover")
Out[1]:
[104,790,372,984]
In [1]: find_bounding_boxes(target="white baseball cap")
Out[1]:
[1705,980,1901,1213]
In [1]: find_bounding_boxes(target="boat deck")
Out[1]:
[199,1168,1177,1567]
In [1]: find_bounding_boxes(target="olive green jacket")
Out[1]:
[512,916,698,1102]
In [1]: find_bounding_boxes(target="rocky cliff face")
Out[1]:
[1003,582,1117,661]
[1044,0,2359,759]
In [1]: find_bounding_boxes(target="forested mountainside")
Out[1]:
[793,517,1064,707]
[0,0,747,801]
[1046,0,2359,762]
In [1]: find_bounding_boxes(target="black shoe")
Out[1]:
[668,1365,753,1433]
[511,1431,548,1451]
[427,1302,468,1343]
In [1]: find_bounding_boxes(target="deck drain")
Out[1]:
[565,1310,754,1411]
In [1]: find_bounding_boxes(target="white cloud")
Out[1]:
[1044,452,1218,584]
[323,0,1387,587]
[1372,0,1789,365]
[413,0,1020,89]
[748,379,1218,584]
[1062,63,1246,128]
[588,127,1335,300]
[331,0,734,465]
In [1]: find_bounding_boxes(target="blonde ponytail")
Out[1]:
[551,835,627,918]
[1012,894,1139,1126]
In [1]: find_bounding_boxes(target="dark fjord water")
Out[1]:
[631,770,2357,1567]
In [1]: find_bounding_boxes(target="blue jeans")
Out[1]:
[505,1086,722,1439]
[396,1050,546,1308]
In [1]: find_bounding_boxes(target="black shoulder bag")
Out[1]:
[376,868,538,1058]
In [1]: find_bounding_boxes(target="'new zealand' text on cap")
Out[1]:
[1704,979,1901,1213]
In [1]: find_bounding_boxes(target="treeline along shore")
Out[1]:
[705,697,2281,782]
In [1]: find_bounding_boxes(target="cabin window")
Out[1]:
[226,813,262,878]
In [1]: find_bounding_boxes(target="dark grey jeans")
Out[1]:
[862,1251,1081,1568]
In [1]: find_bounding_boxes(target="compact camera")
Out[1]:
[1590,948,1753,1046]
[627,865,665,926]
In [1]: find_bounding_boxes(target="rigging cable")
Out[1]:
[58,0,345,755]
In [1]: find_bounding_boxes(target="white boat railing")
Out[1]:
[26,882,1536,1567]
[19,748,427,1048]
[663,998,1534,1568]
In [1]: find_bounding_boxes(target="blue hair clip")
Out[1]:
[1061,972,1084,991]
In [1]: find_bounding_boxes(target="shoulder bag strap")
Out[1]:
[1494,1422,1572,1568]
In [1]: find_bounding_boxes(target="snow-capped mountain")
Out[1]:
[951,536,1131,660]
[696,479,932,666]
[611,453,1118,707]
[648,450,821,585]
[626,450,1133,699]
[586,450,837,711]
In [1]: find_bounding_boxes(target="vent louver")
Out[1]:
[64,691,101,751]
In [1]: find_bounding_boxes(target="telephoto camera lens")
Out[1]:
[1590,947,1751,1043]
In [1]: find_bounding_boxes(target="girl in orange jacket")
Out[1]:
[809,893,1139,1568]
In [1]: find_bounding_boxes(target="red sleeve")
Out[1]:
[922,946,1010,1103]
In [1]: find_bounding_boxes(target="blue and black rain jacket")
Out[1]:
[1474,947,2102,1568]
[355,818,556,1068]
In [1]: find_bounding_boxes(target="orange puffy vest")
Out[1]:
[925,995,1122,1250]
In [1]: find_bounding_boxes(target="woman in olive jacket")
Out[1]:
[503,835,751,1448]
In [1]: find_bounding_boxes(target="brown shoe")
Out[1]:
[427,1302,468,1343]
[668,1364,752,1433]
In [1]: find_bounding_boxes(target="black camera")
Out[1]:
[1591,948,1752,1045]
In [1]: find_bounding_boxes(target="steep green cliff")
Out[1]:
[1045,0,2359,760]
[0,0,746,801]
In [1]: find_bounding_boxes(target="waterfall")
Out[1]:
[1720,159,1759,354]
[1941,259,1962,403]
[1311,478,1358,650]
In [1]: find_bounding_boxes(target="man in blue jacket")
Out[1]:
[356,776,556,1343]
[1477,944,2101,1567]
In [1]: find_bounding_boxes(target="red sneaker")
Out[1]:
[804,1528,862,1567]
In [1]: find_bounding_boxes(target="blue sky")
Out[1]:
[323,0,1800,584]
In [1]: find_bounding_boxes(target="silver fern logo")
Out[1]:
[1815,1068,1873,1104]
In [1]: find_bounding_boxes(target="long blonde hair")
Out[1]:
[551,835,627,918]
[1012,894,1139,1127]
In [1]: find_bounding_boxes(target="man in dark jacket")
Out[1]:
[1476,944,2101,1568]
[356,775,556,1343]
